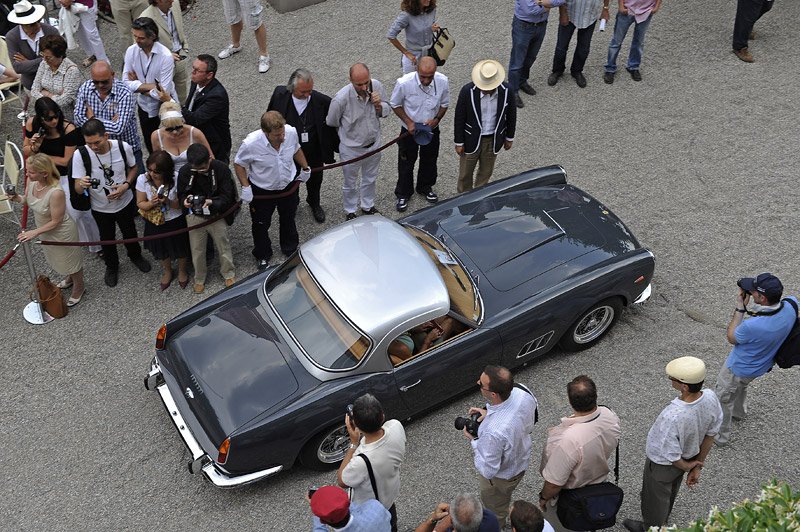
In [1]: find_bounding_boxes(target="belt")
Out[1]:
[516,17,547,26]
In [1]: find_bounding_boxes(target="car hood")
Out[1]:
[160,289,299,441]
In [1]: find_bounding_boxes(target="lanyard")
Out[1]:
[139,50,155,81]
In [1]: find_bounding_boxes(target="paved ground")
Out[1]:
[1,0,799,530]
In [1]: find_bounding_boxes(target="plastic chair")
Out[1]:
[0,139,23,226]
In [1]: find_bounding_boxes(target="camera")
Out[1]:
[454,411,482,438]
[346,403,354,421]
[88,177,101,189]
[4,183,15,196]
[156,185,166,198]
[37,126,46,137]
[188,195,206,215]
[308,485,318,499]
[102,165,114,182]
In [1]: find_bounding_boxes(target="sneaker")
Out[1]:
[603,72,615,84]
[258,55,271,73]
[104,268,118,287]
[421,190,438,203]
[345,212,357,221]
[131,256,152,273]
[361,206,380,215]
[258,259,270,271]
[732,47,754,63]
[218,44,242,59]
[626,68,642,81]
[396,197,409,212]
[547,72,562,86]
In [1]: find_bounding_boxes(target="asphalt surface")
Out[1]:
[1,0,799,530]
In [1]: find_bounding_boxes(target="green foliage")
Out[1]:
[657,481,799,532]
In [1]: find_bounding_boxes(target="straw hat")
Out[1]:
[666,356,707,384]
[471,60,506,91]
[7,0,46,24]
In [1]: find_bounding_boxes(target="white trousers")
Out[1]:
[76,4,108,62]
[60,176,101,253]
[339,141,381,214]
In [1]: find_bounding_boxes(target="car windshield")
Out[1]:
[265,255,371,370]
[403,225,482,323]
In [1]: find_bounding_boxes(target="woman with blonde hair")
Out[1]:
[151,101,214,179]
[12,153,86,307]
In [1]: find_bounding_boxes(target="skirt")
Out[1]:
[143,215,191,261]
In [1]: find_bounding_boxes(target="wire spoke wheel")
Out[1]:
[559,298,623,352]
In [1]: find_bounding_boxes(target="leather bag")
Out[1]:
[36,275,68,319]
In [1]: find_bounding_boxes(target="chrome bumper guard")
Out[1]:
[145,359,283,488]
[633,283,652,304]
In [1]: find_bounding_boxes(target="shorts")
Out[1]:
[222,0,264,30]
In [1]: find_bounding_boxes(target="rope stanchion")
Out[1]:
[0,244,19,269]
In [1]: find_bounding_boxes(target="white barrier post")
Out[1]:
[21,240,52,325]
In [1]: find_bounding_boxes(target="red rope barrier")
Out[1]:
[0,244,19,269]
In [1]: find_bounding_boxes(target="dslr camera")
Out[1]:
[188,195,206,215]
[454,411,482,438]
[4,183,15,196]
[88,177,101,189]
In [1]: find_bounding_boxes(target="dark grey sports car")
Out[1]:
[143,165,654,487]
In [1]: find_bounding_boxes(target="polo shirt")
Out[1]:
[234,126,301,190]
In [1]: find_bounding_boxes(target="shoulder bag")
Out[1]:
[428,28,454,66]
[36,275,68,319]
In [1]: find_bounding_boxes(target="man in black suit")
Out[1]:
[453,60,517,193]
[267,68,337,223]
[182,54,232,164]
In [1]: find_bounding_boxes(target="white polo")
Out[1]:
[234,125,300,190]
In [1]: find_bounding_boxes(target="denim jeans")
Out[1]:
[732,0,773,50]
[605,12,652,73]
[552,21,596,75]
[508,17,548,92]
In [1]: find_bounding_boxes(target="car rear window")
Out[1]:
[265,255,371,370]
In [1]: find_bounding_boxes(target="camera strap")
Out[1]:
[745,300,785,317]
[514,383,538,424]
[355,453,380,502]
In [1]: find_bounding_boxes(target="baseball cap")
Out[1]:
[413,123,434,145]
[310,486,350,524]
[666,356,707,384]
[739,273,783,299]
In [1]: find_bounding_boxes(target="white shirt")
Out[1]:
[234,126,300,190]
[646,389,723,465]
[471,386,538,480]
[292,94,309,116]
[71,140,136,214]
[326,80,390,149]
[122,41,177,117]
[159,9,182,52]
[135,174,182,221]
[390,71,449,125]
[341,419,406,509]
[480,90,498,135]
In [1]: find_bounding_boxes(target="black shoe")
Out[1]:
[547,72,562,86]
[345,212,357,221]
[519,81,536,95]
[361,207,379,215]
[310,204,326,223]
[622,519,645,532]
[603,71,615,84]
[627,68,642,81]
[396,197,409,212]
[131,256,152,273]
[420,190,438,203]
[571,72,587,88]
[257,259,269,271]
[514,93,524,108]
[104,268,118,287]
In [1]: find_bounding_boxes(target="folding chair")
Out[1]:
[0,139,23,226]
[0,36,23,122]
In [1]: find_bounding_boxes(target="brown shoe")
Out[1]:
[225,277,235,287]
[193,283,205,294]
[733,47,754,63]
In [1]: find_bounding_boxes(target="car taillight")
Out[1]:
[634,275,645,284]
[218,438,230,464]
[155,324,167,349]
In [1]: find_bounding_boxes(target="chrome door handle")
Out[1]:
[399,379,421,392]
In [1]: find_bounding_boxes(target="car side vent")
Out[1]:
[516,331,555,358]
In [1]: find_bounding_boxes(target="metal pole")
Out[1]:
[21,240,52,325]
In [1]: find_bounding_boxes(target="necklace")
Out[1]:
[33,182,47,193]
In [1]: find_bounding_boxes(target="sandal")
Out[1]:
[67,289,86,307]
[57,278,73,289]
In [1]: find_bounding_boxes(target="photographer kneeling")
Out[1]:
[337,394,406,532]
[176,143,237,294]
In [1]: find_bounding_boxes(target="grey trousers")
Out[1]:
[714,365,754,444]
[641,458,684,528]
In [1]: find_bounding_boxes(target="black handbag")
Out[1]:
[556,411,623,531]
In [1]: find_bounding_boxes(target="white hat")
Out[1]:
[471,60,505,91]
[666,356,707,384]
[7,0,46,24]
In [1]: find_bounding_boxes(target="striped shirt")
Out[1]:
[566,0,604,29]
[74,79,141,151]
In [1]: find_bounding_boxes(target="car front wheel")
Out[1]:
[559,297,623,352]
[299,423,350,470]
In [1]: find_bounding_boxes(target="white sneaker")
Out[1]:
[258,55,271,73]
[218,44,242,59]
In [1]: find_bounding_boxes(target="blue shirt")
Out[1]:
[311,499,390,532]
[726,297,797,378]
[74,79,141,151]
[515,0,566,23]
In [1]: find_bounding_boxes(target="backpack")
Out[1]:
[68,143,130,211]
[774,298,800,369]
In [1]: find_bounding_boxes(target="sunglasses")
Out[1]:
[165,125,184,133]
[41,114,58,121]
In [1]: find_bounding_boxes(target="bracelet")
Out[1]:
[735,308,746,313]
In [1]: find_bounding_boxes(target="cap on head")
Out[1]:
[310,486,350,524]
[471,59,505,91]
[739,273,783,300]
[666,356,706,384]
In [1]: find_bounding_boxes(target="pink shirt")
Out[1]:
[625,0,657,23]
[539,406,621,489]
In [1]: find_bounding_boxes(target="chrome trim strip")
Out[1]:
[201,462,283,488]
[156,382,205,461]
[633,283,652,304]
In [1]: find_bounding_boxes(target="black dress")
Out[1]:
[25,125,83,176]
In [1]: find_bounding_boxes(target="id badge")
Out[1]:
[202,206,211,216]
[301,132,309,143]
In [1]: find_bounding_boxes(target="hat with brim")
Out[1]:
[413,122,434,146]
[471,59,505,91]
[666,356,706,384]
[7,0,46,24]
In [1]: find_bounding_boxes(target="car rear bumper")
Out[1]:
[144,359,283,488]
[633,283,652,304]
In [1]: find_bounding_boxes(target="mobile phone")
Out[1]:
[346,404,354,420]
[154,78,163,91]
[308,486,318,499]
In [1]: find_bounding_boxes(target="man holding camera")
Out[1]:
[463,365,538,528]
[71,118,151,287]
[337,394,406,532]
[538,376,620,527]
[176,143,236,294]
[714,273,796,446]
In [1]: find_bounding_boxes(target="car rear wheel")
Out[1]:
[299,423,350,471]
[559,297,623,352]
